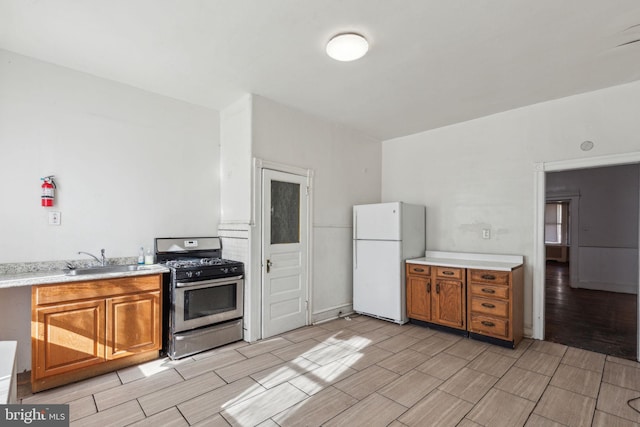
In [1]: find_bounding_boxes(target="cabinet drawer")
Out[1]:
[469,270,510,285]
[470,283,509,300]
[407,264,430,276]
[470,314,509,339]
[35,274,162,305]
[436,267,463,280]
[470,297,509,318]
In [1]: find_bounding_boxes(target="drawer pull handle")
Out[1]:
[442,271,454,276]
[414,268,425,272]
[427,283,431,293]
[481,288,495,294]
[481,321,495,327]
[481,303,495,308]
[436,283,440,294]
[481,274,496,280]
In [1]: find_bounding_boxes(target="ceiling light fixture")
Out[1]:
[326,33,369,62]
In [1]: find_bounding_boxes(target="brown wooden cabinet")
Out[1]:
[407,260,524,348]
[467,267,524,347]
[32,274,162,392]
[406,264,466,331]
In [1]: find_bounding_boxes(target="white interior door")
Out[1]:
[262,169,309,338]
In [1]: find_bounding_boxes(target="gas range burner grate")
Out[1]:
[164,258,236,269]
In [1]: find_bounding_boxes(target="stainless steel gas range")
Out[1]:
[155,237,244,359]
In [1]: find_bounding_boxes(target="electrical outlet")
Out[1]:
[482,228,490,239]
[48,211,61,226]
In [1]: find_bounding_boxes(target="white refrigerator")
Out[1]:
[353,202,426,324]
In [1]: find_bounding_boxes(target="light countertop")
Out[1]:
[407,251,523,271]
[0,264,169,289]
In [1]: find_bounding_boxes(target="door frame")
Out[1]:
[250,158,313,341]
[533,151,640,361]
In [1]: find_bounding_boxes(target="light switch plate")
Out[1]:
[482,228,490,239]
[48,211,61,226]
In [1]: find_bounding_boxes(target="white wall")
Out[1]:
[251,95,381,324]
[547,165,639,293]
[0,49,221,264]
[0,50,221,371]
[382,80,640,334]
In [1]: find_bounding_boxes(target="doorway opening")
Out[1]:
[543,164,638,360]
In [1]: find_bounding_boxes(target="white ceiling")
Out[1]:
[1,1,640,140]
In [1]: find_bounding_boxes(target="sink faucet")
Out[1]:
[78,249,107,266]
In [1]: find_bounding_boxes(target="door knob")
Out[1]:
[266,259,272,273]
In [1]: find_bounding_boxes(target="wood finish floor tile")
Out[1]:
[397,389,473,427]
[410,335,457,356]
[443,339,489,361]
[93,369,184,411]
[177,376,266,425]
[379,369,442,407]
[70,400,145,427]
[250,356,319,389]
[494,366,550,402]
[592,410,640,427]
[127,407,188,427]
[549,363,602,398]
[375,334,420,353]
[561,346,606,373]
[415,351,468,380]
[219,382,308,427]
[529,339,568,358]
[524,414,565,427]
[376,348,431,375]
[467,349,516,377]
[466,388,535,427]
[334,344,393,371]
[270,338,327,361]
[175,348,246,380]
[271,386,358,427]
[603,361,640,391]
[333,364,399,400]
[533,385,596,427]
[280,325,337,343]
[324,392,407,427]
[68,395,97,422]
[236,336,295,358]
[137,371,226,416]
[214,353,284,383]
[438,367,499,404]
[22,372,122,405]
[515,349,562,376]
[302,343,358,366]
[596,383,640,424]
[288,359,358,395]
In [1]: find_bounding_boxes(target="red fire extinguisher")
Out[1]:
[41,176,56,207]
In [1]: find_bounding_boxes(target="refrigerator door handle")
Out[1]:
[354,240,357,269]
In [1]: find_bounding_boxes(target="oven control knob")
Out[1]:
[231,266,238,272]
[195,271,201,277]
[186,271,193,278]
[221,268,229,274]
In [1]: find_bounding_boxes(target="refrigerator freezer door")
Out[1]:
[354,202,401,241]
[353,240,405,323]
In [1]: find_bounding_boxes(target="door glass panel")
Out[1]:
[271,180,300,244]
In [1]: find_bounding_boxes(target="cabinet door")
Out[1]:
[106,291,160,360]
[433,279,465,329]
[407,275,431,322]
[33,300,105,379]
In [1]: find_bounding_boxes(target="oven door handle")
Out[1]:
[175,275,244,288]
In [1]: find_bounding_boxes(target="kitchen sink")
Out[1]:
[64,264,150,276]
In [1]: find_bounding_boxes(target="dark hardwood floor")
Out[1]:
[545,261,638,360]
